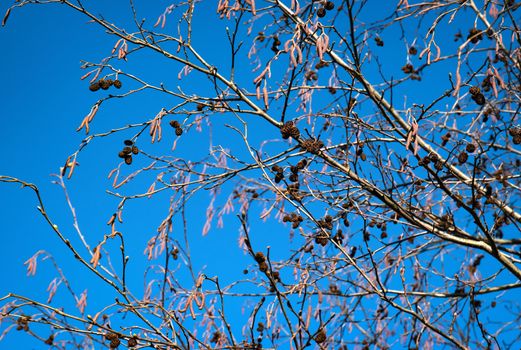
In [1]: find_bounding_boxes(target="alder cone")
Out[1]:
[315,329,327,343]
[127,337,138,347]
[324,1,334,10]
[89,82,100,92]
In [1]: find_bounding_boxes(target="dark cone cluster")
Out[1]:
[509,126,521,144]
[314,329,327,344]
[316,2,334,19]
[301,138,324,154]
[272,164,284,183]
[441,132,451,146]
[169,120,183,136]
[469,86,486,106]
[401,63,415,74]
[127,336,138,347]
[118,140,137,165]
[458,151,469,164]
[467,28,483,44]
[16,315,30,331]
[283,212,304,229]
[281,121,300,139]
[89,82,101,91]
[89,78,122,92]
[254,251,269,272]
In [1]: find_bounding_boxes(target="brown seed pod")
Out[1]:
[110,337,121,348]
[401,63,415,74]
[472,93,486,105]
[409,46,418,55]
[324,1,334,10]
[259,261,268,272]
[272,165,282,173]
[105,333,118,341]
[99,79,111,90]
[301,138,323,154]
[469,86,481,96]
[124,139,133,146]
[458,152,469,164]
[169,120,180,128]
[509,126,521,137]
[113,80,122,89]
[280,121,300,139]
[125,155,133,165]
[175,127,183,136]
[128,337,138,347]
[466,143,476,153]
[317,7,326,17]
[122,146,132,154]
[375,36,384,46]
[196,103,205,111]
[467,28,483,43]
[314,330,327,343]
[89,82,101,92]
[254,252,266,263]
[131,146,139,154]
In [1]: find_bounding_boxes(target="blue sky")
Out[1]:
[1,1,520,349]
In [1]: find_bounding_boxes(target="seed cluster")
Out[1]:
[254,252,268,272]
[272,36,281,52]
[509,126,521,144]
[16,315,30,331]
[401,63,416,74]
[118,140,138,165]
[441,132,451,146]
[105,332,121,349]
[418,152,444,171]
[283,212,304,229]
[305,70,319,81]
[458,151,469,164]
[280,121,300,139]
[301,138,324,154]
[469,86,486,105]
[467,28,483,44]
[89,79,122,92]
[271,165,284,183]
[171,247,180,260]
[314,329,327,344]
[317,1,334,17]
[210,331,223,344]
[169,120,183,136]
[128,336,138,348]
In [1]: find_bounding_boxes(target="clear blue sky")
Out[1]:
[1,1,520,349]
